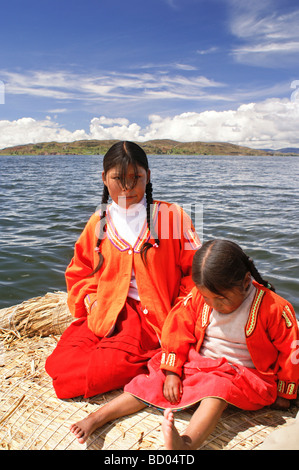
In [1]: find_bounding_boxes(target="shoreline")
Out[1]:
[1,139,298,157]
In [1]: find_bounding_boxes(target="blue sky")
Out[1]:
[0,0,298,149]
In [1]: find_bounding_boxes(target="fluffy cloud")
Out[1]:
[140,98,299,148]
[89,117,142,142]
[148,99,299,149]
[0,117,88,149]
[0,98,298,150]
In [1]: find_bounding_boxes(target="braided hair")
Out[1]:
[91,141,159,275]
[192,239,275,294]
[140,179,160,264]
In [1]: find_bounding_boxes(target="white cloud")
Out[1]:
[47,108,68,114]
[0,69,225,105]
[142,98,299,149]
[228,1,299,66]
[1,97,298,150]
[196,47,218,55]
[89,117,142,141]
[0,117,88,149]
[174,63,198,71]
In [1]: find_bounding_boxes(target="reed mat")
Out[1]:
[0,292,298,450]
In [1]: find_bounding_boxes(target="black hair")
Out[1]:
[192,239,275,294]
[91,141,159,275]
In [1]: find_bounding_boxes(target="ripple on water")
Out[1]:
[0,154,298,314]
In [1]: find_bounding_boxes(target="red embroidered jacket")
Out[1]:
[65,201,201,338]
[160,282,299,400]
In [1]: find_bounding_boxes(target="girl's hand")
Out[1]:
[163,371,183,404]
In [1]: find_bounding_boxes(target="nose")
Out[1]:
[121,179,136,191]
[121,183,130,192]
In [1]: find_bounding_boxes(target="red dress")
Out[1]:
[124,348,277,411]
[45,298,160,399]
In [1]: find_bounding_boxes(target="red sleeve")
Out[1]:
[268,301,299,399]
[173,205,201,304]
[160,288,199,376]
[65,214,99,318]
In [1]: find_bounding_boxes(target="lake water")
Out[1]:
[0,154,298,316]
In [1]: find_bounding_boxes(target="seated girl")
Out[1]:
[70,239,299,450]
[46,141,200,399]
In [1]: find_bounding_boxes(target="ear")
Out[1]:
[102,171,107,185]
[243,271,252,290]
[146,169,151,184]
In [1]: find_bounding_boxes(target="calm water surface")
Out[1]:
[0,154,298,315]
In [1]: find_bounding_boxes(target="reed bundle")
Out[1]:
[0,293,298,450]
[0,292,73,338]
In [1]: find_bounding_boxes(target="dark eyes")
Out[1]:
[112,175,142,180]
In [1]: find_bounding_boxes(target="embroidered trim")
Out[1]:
[166,353,176,367]
[277,380,297,396]
[282,309,293,328]
[134,225,150,252]
[277,380,285,394]
[284,304,296,321]
[286,383,297,396]
[105,202,160,253]
[245,288,265,337]
[106,210,130,252]
[201,303,210,328]
[161,352,176,367]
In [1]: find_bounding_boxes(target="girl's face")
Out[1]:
[102,164,150,209]
[197,273,251,314]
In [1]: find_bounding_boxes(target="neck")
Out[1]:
[112,197,146,214]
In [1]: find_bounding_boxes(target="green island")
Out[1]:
[0,139,297,156]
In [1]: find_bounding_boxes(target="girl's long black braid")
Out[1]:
[140,181,160,264]
[90,185,109,275]
[245,256,276,292]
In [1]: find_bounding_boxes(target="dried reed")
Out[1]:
[0,292,73,338]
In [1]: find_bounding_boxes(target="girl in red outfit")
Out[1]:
[45,141,200,399]
[70,239,299,449]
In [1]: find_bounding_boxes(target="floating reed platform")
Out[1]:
[0,292,298,450]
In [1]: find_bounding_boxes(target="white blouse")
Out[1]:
[200,283,256,368]
[109,197,147,300]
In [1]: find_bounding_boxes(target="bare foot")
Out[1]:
[70,410,104,444]
[70,392,147,444]
[162,408,190,450]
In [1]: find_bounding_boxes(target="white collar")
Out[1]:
[111,197,146,217]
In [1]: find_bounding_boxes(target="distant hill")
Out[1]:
[261,147,299,155]
[0,139,287,156]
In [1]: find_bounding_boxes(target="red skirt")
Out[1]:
[45,298,160,399]
[124,348,278,411]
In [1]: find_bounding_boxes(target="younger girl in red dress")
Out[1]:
[45,141,200,399]
[70,239,299,449]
